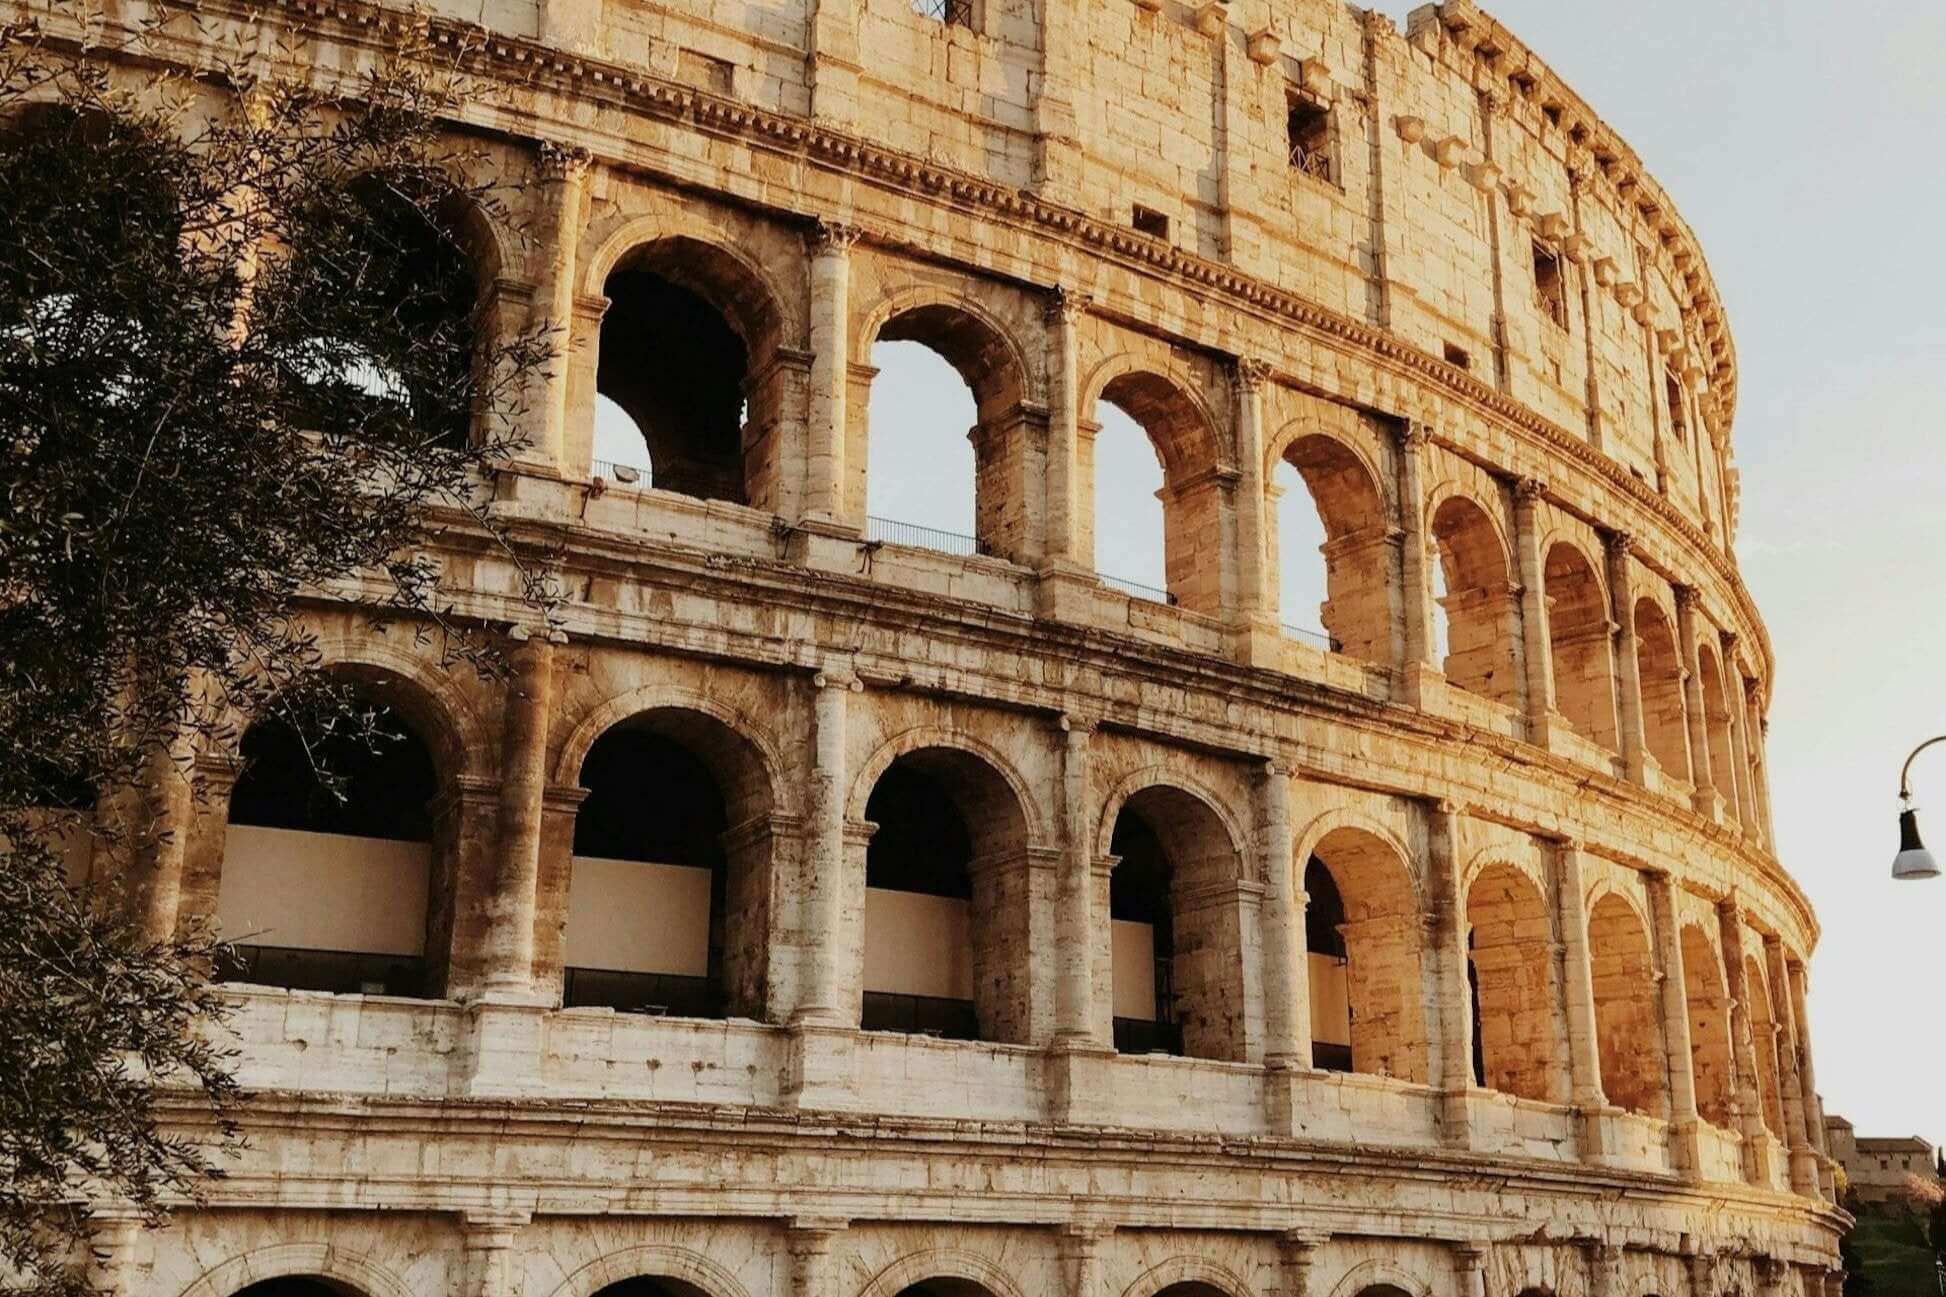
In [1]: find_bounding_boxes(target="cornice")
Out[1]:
[117,0,1771,684]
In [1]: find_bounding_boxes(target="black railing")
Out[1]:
[866,515,986,557]
[1112,1017,1184,1056]
[912,0,973,25]
[1288,142,1334,183]
[861,991,980,1039]
[592,458,651,487]
[1281,622,1336,650]
[1100,572,1176,606]
[563,968,722,1018]
[220,945,429,999]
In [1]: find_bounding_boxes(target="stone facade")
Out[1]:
[28,0,1849,1295]
[1825,1118,1939,1205]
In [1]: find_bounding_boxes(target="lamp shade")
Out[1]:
[1892,806,1941,881]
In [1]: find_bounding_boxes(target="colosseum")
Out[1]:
[41,0,1848,1295]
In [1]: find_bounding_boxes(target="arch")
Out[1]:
[1117,1257,1255,1297]
[1427,490,1521,708]
[219,663,456,1000]
[542,1244,753,1297]
[592,231,791,506]
[174,1244,414,1297]
[1465,860,1564,1103]
[581,216,797,349]
[1633,597,1691,784]
[1542,539,1620,753]
[1084,357,1227,614]
[855,739,1040,1043]
[553,685,789,816]
[1094,767,1247,866]
[856,1249,1028,1297]
[1274,429,1394,663]
[858,286,1040,413]
[847,727,1049,848]
[1743,953,1784,1137]
[1323,1260,1435,1297]
[306,627,490,781]
[1303,822,1429,1083]
[1102,775,1251,1061]
[561,702,782,1020]
[1587,891,1667,1118]
[1679,922,1736,1128]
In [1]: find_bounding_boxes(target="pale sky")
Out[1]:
[599,1,1946,1144]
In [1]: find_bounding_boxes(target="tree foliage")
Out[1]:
[0,15,551,1293]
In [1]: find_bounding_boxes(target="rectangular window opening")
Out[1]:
[1665,370,1688,443]
[1131,204,1170,240]
[910,0,974,26]
[678,49,735,95]
[1443,341,1472,370]
[1286,95,1334,182]
[1533,242,1569,330]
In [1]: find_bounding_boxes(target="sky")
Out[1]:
[597,1,1946,1144]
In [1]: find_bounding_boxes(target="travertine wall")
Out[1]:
[24,0,1848,1295]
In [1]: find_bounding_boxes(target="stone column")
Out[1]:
[1232,358,1278,662]
[786,1218,848,1297]
[1717,898,1776,1184]
[85,1208,146,1297]
[1675,587,1718,816]
[480,629,558,998]
[1721,631,1757,834]
[1055,717,1098,1045]
[1059,1225,1109,1297]
[1552,839,1605,1111]
[1426,801,1474,1147]
[1393,422,1439,680]
[804,0,861,126]
[1042,289,1087,570]
[1687,1249,1716,1297]
[1033,1,1082,200]
[1279,1232,1328,1297]
[527,143,590,472]
[1754,708,1780,849]
[795,671,855,1024]
[804,222,860,527]
[1647,870,1701,1176]
[1258,762,1308,1069]
[1512,477,1556,744]
[1765,936,1820,1195]
[128,730,195,944]
[1605,532,1649,783]
[458,1208,528,1297]
[1788,960,1835,1196]
[176,753,239,938]
[1452,1243,1488,1297]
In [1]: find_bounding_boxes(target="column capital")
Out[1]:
[785,1217,850,1254]
[1605,530,1636,559]
[1235,356,1273,391]
[808,219,863,254]
[1451,1242,1490,1270]
[1280,1229,1331,1254]
[1674,583,1702,611]
[1045,286,1092,324]
[1059,711,1100,737]
[536,140,592,182]
[1395,420,1433,449]
[812,668,864,693]
[1513,475,1548,503]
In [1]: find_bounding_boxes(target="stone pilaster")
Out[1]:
[1552,839,1606,1114]
[1717,897,1778,1185]
[479,629,559,999]
[786,1218,848,1297]
[805,0,861,126]
[804,222,860,527]
[1606,532,1648,783]
[1426,800,1473,1147]
[1258,761,1307,1077]
[1512,476,1556,744]
[1233,358,1278,663]
[1042,289,1088,571]
[526,143,590,473]
[795,669,856,1024]
[1675,587,1718,817]
[1393,422,1440,692]
[1648,871,1701,1177]
[458,1208,529,1297]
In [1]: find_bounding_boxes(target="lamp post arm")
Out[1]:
[1898,735,1946,801]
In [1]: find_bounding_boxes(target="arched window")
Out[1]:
[1093,371,1222,613]
[1304,829,1428,1082]
[889,1280,999,1297]
[859,747,1034,1042]
[864,304,1031,560]
[1465,863,1563,1103]
[1633,598,1692,784]
[590,1278,713,1297]
[1587,894,1666,1118]
[234,1281,358,1297]
[1680,924,1736,1128]
[221,696,439,998]
[1274,436,1392,661]
[1430,496,1521,709]
[592,238,786,506]
[866,337,977,554]
[565,708,774,1020]
[1744,955,1785,1137]
[1108,786,1246,1061]
[1543,542,1620,752]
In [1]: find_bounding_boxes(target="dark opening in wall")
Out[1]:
[1109,808,1180,1055]
[1533,241,1569,330]
[1286,95,1334,182]
[1665,369,1688,443]
[1131,204,1170,240]
[1443,342,1472,370]
[911,0,973,28]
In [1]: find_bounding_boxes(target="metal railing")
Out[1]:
[1100,572,1176,606]
[1288,142,1335,183]
[592,458,651,487]
[1281,623,1335,650]
[911,0,973,24]
[866,515,985,557]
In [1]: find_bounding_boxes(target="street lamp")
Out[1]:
[1893,735,1946,881]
